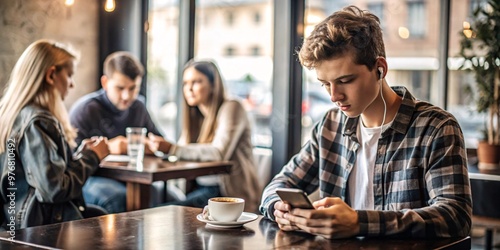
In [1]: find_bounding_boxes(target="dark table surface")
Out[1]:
[0,206,470,250]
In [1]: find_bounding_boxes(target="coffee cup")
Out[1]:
[207,197,245,222]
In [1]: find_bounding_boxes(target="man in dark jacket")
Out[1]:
[70,51,164,213]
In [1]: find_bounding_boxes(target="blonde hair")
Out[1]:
[0,39,78,153]
[181,59,226,143]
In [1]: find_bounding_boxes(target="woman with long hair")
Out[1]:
[0,39,109,229]
[148,59,261,212]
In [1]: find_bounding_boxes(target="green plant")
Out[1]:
[460,0,500,145]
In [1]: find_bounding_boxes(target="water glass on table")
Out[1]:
[126,127,147,163]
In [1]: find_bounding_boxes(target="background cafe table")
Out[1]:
[0,206,470,250]
[96,156,232,211]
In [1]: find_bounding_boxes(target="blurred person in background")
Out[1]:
[69,51,177,213]
[148,59,261,212]
[0,39,109,230]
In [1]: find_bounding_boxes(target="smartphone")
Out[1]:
[275,188,314,209]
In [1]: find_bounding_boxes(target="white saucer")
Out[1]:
[196,212,258,228]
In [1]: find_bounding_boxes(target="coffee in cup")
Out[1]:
[207,197,245,222]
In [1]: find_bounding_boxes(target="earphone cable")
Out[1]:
[380,75,387,132]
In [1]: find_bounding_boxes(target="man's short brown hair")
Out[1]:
[298,5,385,70]
[103,51,144,80]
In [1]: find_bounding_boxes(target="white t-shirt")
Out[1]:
[348,120,391,210]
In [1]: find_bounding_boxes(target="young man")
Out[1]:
[70,51,163,213]
[260,6,471,239]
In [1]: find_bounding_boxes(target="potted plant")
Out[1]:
[459,0,500,170]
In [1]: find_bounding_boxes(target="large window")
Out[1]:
[147,0,273,150]
[298,0,486,148]
[194,0,274,148]
[146,0,488,160]
[448,0,488,148]
[301,0,440,144]
[146,0,180,140]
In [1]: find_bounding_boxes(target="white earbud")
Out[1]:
[378,67,383,80]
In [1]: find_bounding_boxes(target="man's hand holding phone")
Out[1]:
[273,188,314,232]
[273,188,360,239]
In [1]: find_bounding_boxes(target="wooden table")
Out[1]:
[96,156,232,211]
[0,206,471,249]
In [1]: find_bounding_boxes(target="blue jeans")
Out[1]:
[164,185,221,208]
[83,176,126,213]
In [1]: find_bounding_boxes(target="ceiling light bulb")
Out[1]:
[105,0,115,12]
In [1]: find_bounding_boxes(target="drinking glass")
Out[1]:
[126,127,147,163]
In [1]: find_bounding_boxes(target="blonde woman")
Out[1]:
[0,40,109,230]
[148,59,261,212]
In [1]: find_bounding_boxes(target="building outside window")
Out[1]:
[224,46,236,56]
[367,2,385,31]
[407,1,426,38]
[226,11,235,26]
[254,11,261,24]
[250,46,261,56]
[146,0,179,140]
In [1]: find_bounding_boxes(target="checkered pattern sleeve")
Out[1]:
[259,117,327,220]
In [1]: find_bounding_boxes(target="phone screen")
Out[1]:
[276,188,314,209]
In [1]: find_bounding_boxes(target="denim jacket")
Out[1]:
[0,105,99,230]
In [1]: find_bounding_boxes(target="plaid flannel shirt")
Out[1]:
[260,86,472,238]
